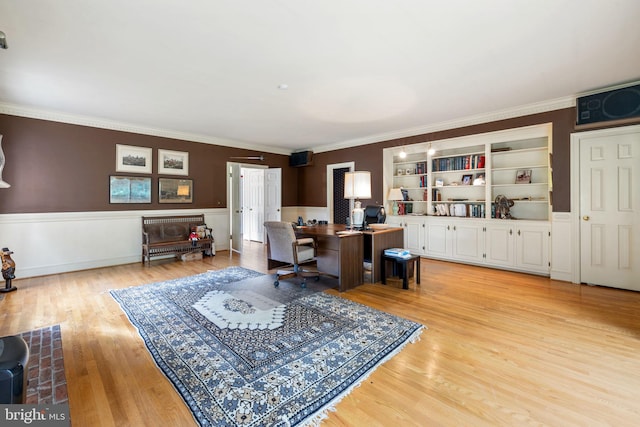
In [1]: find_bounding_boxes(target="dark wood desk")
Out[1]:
[362,227,404,283]
[294,224,363,292]
[267,224,404,292]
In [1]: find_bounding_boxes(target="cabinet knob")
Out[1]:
[582,215,590,221]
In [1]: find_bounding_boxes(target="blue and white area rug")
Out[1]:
[110,267,424,427]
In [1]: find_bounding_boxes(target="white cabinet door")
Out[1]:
[386,216,426,255]
[451,222,484,263]
[485,223,515,267]
[385,215,404,229]
[515,224,549,274]
[426,219,451,258]
[405,217,426,255]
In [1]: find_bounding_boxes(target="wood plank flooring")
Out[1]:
[1,241,639,426]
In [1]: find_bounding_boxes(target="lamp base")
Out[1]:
[352,200,364,228]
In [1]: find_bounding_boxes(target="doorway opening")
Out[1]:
[227,163,281,255]
[326,162,355,224]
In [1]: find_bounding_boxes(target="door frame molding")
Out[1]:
[227,162,268,254]
[326,162,355,224]
[570,124,640,284]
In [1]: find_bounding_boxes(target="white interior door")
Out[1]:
[243,168,264,242]
[264,168,282,222]
[229,163,243,254]
[264,168,282,242]
[579,127,640,291]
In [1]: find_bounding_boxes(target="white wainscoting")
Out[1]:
[550,212,573,282]
[0,208,230,279]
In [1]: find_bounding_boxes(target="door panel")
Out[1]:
[452,223,483,262]
[580,130,640,290]
[230,163,243,253]
[485,224,514,267]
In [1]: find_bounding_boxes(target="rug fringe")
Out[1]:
[296,325,426,427]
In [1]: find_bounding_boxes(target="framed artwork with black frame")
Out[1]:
[462,174,473,185]
[159,178,193,203]
[109,176,151,203]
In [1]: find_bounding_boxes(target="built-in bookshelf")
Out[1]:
[383,124,552,221]
[489,137,550,220]
[430,144,486,218]
[391,153,429,214]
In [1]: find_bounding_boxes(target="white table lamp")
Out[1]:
[344,171,371,228]
[388,188,404,215]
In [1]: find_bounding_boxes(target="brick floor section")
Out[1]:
[19,325,68,405]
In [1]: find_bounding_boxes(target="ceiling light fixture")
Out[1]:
[399,147,407,159]
[427,143,436,156]
[0,31,7,50]
[277,84,289,90]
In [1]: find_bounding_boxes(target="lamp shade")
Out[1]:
[387,188,404,201]
[344,171,371,199]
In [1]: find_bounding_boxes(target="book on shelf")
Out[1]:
[384,248,412,258]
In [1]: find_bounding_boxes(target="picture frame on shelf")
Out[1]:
[115,144,152,174]
[435,178,444,187]
[473,173,486,185]
[462,174,473,185]
[158,149,189,175]
[515,169,532,184]
[159,178,193,203]
[109,176,151,203]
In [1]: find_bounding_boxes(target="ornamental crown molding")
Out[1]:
[310,96,575,153]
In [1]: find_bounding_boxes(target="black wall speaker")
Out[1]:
[577,83,640,125]
[289,151,313,167]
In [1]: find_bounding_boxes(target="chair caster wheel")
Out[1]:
[274,280,279,287]
[315,276,320,281]
[301,281,307,288]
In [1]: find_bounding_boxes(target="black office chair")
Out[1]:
[364,205,386,226]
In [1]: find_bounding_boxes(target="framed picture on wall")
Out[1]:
[159,178,193,203]
[115,144,153,174]
[158,149,189,175]
[109,176,151,203]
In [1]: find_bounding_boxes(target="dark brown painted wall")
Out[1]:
[0,115,296,213]
[300,108,577,212]
[1,107,630,215]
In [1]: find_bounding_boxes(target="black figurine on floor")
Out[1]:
[1,247,16,293]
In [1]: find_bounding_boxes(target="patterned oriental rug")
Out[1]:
[111,267,424,427]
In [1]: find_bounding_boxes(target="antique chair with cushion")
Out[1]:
[264,221,323,287]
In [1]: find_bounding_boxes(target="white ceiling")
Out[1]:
[1,1,639,155]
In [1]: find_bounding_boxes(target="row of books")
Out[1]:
[432,155,485,171]
[433,203,486,218]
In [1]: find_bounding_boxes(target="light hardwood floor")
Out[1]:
[1,241,639,426]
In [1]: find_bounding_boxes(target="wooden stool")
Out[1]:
[381,253,421,290]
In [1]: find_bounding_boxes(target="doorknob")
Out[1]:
[582,216,590,221]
